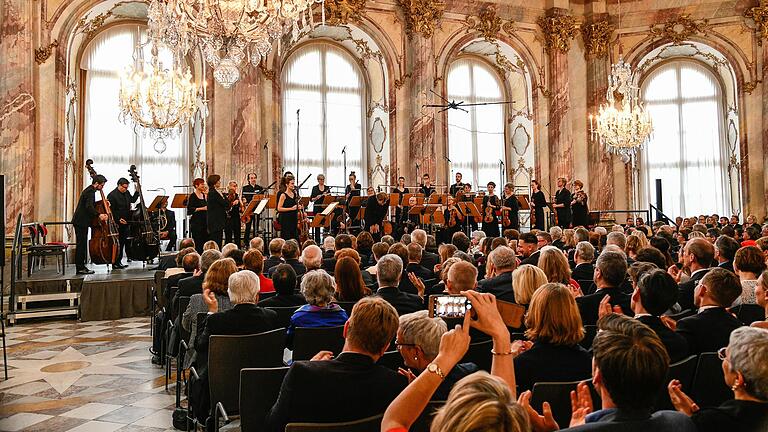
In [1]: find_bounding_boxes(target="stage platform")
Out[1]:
[10,261,162,323]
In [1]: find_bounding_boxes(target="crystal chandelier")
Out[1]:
[118,44,198,154]
[589,56,653,160]
[147,0,324,88]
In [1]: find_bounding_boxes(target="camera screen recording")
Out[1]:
[430,295,472,319]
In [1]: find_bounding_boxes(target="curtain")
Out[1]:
[447,58,506,190]
[282,43,365,191]
[641,61,729,217]
[82,24,190,233]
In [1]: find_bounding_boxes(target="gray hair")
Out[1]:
[411,229,428,247]
[596,251,628,287]
[300,270,336,306]
[471,230,486,241]
[611,224,624,233]
[575,241,595,262]
[728,326,768,400]
[323,236,335,251]
[398,310,447,361]
[377,254,403,287]
[221,243,238,257]
[549,226,563,240]
[606,232,627,249]
[200,249,222,272]
[602,244,627,257]
[594,226,608,236]
[489,246,517,272]
[228,270,260,304]
[249,237,264,253]
[301,245,323,271]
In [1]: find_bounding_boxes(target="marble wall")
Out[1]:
[4,0,768,236]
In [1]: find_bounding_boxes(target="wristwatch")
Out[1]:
[426,362,445,379]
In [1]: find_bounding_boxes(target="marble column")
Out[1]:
[406,35,436,183]
[230,68,263,184]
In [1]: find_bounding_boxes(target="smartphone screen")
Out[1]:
[429,295,472,319]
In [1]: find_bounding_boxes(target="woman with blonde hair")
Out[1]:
[562,228,577,250]
[511,264,548,306]
[625,235,643,261]
[630,230,650,248]
[537,246,579,289]
[514,283,592,391]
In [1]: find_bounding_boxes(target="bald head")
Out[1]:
[301,245,323,271]
[446,261,478,294]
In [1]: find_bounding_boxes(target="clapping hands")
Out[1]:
[202,288,218,313]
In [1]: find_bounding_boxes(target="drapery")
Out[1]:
[282,43,365,192]
[640,61,729,217]
[447,58,506,190]
[82,24,190,234]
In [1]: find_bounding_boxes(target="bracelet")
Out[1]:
[491,348,515,356]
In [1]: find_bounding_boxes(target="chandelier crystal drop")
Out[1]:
[590,56,653,160]
[118,44,198,153]
[147,0,324,88]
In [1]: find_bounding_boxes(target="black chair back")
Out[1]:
[376,350,404,371]
[460,339,492,372]
[208,329,287,418]
[336,301,357,316]
[285,413,383,431]
[292,325,346,361]
[576,279,595,295]
[579,325,598,350]
[172,295,191,325]
[240,367,289,432]
[730,304,765,325]
[266,306,301,329]
[691,352,732,408]
[654,355,698,410]
[531,381,601,428]
[260,291,277,300]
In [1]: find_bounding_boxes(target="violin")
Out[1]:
[447,206,464,228]
[502,207,511,228]
[484,196,496,224]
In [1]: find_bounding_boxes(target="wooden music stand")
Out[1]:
[428,194,444,205]
[147,195,168,212]
[254,198,269,215]
[311,202,339,228]
[461,202,483,221]
[356,207,365,220]
[321,195,336,206]
[517,194,530,211]
[241,198,259,220]
[473,197,484,208]
[171,193,188,209]
[349,196,363,208]
[421,204,441,225]
[389,193,400,207]
[267,194,277,208]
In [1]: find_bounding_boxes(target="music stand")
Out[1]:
[349,196,363,208]
[421,204,440,225]
[254,198,269,215]
[171,193,188,209]
[241,198,259,220]
[461,202,483,221]
[389,193,400,207]
[147,195,168,212]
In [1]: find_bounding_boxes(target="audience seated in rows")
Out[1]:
[362,241,390,285]
[175,249,221,305]
[575,251,632,325]
[670,238,713,311]
[572,241,596,282]
[243,249,273,293]
[512,264,547,307]
[286,270,348,347]
[518,232,540,266]
[334,256,371,302]
[376,254,423,315]
[732,246,766,305]
[264,238,285,271]
[257,264,305,308]
[477,246,516,303]
[268,240,305,277]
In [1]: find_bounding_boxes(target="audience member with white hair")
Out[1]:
[287,270,349,347]
[300,244,323,271]
[249,237,264,253]
[571,241,596,283]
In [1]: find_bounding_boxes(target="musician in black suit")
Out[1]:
[241,173,264,243]
[531,180,547,230]
[364,192,389,241]
[107,178,140,269]
[461,183,478,232]
[190,271,280,424]
[205,175,228,248]
[576,251,632,325]
[375,254,424,315]
[154,199,177,251]
[399,196,421,235]
[675,268,743,354]
[669,238,714,311]
[72,175,109,275]
[449,172,464,196]
[266,297,406,431]
[419,173,435,197]
[553,177,572,228]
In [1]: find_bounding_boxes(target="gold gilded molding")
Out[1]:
[744,3,768,46]
[35,39,59,65]
[396,0,445,39]
[581,19,613,59]
[537,14,580,53]
[394,73,412,90]
[742,80,762,94]
[324,0,366,26]
[463,7,515,42]
[649,14,708,45]
[258,63,276,81]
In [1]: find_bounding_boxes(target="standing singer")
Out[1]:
[277,177,301,241]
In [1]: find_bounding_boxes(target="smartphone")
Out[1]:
[428,295,472,319]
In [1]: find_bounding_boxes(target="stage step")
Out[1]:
[8,305,79,324]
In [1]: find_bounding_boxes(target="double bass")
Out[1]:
[85,159,119,264]
[126,165,160,261]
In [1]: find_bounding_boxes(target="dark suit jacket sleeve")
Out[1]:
[674,317,698,354]
[83,189,99,220]
[266,363,303,432]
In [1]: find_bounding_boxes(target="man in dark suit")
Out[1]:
[669,238,714,311]
[163,252,199,305]
[576,251,632,325]
[628,269,689,362]
[190,270,281,424]
[375,254,424,315]
[399,243,434,294]
[541,314,696,431]
[675,268,743,354]
[72,174,109,275]
[263,238,285,272]
[411,229,440,271]
[477,246,516,303]
[266,297,407,431]
[268,240,305,277]
[107,178,140,269]
[174,249,221,303]
[258,264,306,307]
[552,177,572,228]
[517,232,540,266]
[571,241,596,283]
[714,235,738,273]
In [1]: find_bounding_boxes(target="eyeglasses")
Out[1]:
[717,347,728,361]
[394,340,417,350]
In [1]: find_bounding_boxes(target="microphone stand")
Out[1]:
[498,159,505,192]
[295,109,300,181]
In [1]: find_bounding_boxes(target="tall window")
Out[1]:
[641,61,729,216]
[282,43,364,190]
[447,58,506,189]
[81,25,189,221]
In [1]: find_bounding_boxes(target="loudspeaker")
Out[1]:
[0,174,5,264]
[654,179,663,221]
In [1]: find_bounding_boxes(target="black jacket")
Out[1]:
[176,274,204,302]
[376,286,424,315]
[258,293,306,308]
[678,269,710,312]
[263,256,284,273]
[576,288,632,326]
[398,263,434,295]
[636,315,689,363]
[675,307,743,354]
[269,259,306,278]
[717,261,735,274]
[266,352,407,432]
[206,189,229,232]
[514,341,592,393]
[420,251,440,273]
[107,188,139,222]
[520,250,541,266]
[566,409,696,432]
[690,400,768,432]
[571,263,595,282]
[477,272,516,303]
[72,185,100,227]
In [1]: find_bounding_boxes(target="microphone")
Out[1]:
[263,141,269,150]
[341,145,347,155]
[444,155,451,163]
[499,159,505,166]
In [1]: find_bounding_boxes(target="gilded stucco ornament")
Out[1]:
[537,14,580,53]
[397,0,445,38]
[35,40,59,65]
[744,2,768,46]
[463,7,515,42]
[324,0,367,26]
[581,19,613,59]
[649,14,709,45]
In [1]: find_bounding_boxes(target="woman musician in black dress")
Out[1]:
[206,174,229,248]
[187,178,208,253]
[571,179,590,228]
[392,176,409,226]
[345,172,362,231]
[310,174,332,242]
[442,195,464,243]
[501,182,520,231]
[277,177,301,241]
[482,181,501,238]
[531,180,547,231]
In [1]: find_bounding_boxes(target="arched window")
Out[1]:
[447,58,506,190]
[641,61,729,216]
[81,25,189,219]
[282,43,365,189]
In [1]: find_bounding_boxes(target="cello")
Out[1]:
[126,165,160,261]
[85,159,120,264]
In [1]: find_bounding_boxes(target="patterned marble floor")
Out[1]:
[0,317,183,432]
